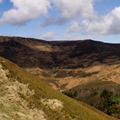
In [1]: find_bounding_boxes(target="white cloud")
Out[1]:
[40,16,56,27]
[0,0,98,26]
[0,0,2,3]
[66,21,82,33]
[41,0,98,26]
[51,0,97,20]
[108,7,120,34]
[86,6,120,35]
[41,32,55,40]
[85,16,112,34]
[0,0,51,25]
[40,32,103,40]
[66,6,120,35]
[1,0,120,37]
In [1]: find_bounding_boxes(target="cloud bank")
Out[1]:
[51,0,97,20]
[0,0,51,25]
[67,6,120,35]
[40,31,102,41]
[0,0,120,36]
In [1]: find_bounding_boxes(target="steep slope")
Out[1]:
[0,57,117,120]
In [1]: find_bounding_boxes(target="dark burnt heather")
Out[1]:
[0,36,120,69]
[0,37,54,68]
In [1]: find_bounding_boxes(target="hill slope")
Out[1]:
[0,57,117,120]
[1,36,120,69]
[1,36,120,91]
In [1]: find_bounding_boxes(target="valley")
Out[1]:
[0,36,120,119]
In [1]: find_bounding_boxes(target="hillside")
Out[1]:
[1,36,120,91]
[1,36,120,69]
[0,37,120,69]
[0,56,117,120]
[1,36,120,118]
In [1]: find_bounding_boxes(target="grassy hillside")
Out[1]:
[0,56,117,120]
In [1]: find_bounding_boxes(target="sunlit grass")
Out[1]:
[0,57,117,120]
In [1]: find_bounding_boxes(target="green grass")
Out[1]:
[0,57,117,120]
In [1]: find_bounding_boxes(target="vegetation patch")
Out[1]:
[0,64,46,120]
[41,99,63,110]
[0,57,117,120]
[64,82,120,119]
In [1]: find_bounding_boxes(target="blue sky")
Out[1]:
[0,0,120,43]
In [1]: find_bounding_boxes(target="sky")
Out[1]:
[0,0,120,43]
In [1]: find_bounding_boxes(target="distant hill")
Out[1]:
[1,36,120,90]
[0,36,120,69]
[0,56,117,120]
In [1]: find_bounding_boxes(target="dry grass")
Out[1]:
[50,63,120,91]
[0,57,117,120]
[0,64,46,120]
[41,98,63,110]
[25,59,120,91]
[49,83,59,90]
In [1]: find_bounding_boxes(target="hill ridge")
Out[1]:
[1,36,120,69]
